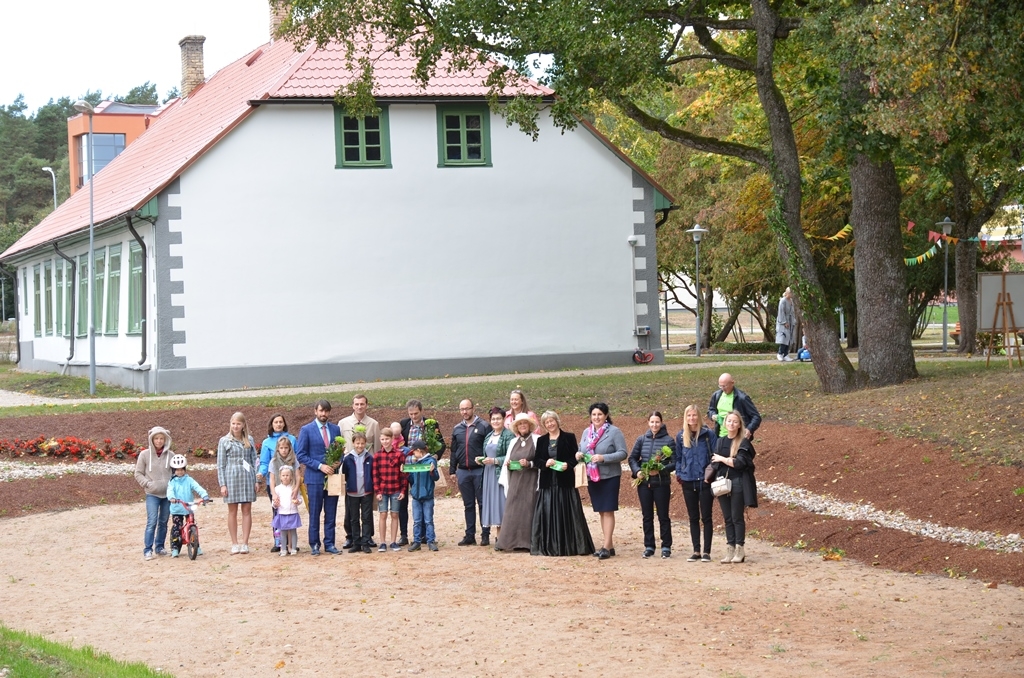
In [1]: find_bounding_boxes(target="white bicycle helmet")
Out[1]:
[170,454,188,469]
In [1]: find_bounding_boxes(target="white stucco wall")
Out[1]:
[171,103,640,369]
[17,222,157,367]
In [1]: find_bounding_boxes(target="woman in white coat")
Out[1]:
[775,287,796,362]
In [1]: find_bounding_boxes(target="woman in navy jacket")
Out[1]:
[675,404,716,562]
[628,411,676,558]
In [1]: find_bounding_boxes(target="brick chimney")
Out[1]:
[178,35,206,97]
[269,1,290,40]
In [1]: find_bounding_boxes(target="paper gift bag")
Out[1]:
[326,473,343,496]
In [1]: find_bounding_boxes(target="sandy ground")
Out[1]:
[1,497,1022,677]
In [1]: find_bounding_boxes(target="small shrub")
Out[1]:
[1013,487,1024,497]
[711,341,778,354]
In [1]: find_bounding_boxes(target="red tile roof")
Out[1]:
[271,40,553,99]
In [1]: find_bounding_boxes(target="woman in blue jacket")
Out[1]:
[628,411,676,559]
[257,414,297,552]
[676,404,716,562]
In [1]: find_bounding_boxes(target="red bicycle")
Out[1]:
[171,498,209,560]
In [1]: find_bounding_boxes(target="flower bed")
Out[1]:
[0,435,140,461]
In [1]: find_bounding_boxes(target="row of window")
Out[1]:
[26,242,144,338]
[335,105,492,169]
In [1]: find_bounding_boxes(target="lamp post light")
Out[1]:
[73,100,96,395]
[937,217,955,353]
[686,224,710,356]
[41,167,57,210]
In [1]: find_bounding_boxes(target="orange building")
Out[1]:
[67,101,165,193]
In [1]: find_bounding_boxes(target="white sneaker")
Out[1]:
[144,551,154,561]
[280,549,288,557]
[230,544,240,555]
[776,354,784,361]
[783,355,794,362]
[240,544,250,554]
[289,549,298,556]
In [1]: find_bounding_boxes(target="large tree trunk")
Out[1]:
[751,0,857,392]
[949,152,1013,354]
[701,282,714,349]
[849,154,918,384]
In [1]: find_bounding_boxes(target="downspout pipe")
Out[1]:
[0,264,19,365]
[52,242,77,363]
[126,215,147,366]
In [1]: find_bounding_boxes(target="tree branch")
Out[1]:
[644,10,801,37]
[616,99,771,168]
[690,25,755,71]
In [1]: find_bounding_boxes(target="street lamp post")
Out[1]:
[686,225,710,356]
[937,217,955,353]
[73,100,96,395]
[41,167,57,210]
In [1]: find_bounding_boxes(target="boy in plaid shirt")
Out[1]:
[373,427,408,552]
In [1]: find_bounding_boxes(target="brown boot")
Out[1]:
[720,545,735,563]
[731,545,745,563]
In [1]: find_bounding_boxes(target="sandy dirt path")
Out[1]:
[1,497,1022,677]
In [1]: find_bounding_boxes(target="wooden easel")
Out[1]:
[985,273,1023,367]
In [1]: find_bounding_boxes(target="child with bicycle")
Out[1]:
[167,454,210,558]
[272,466,303,555]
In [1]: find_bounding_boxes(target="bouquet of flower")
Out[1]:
[324,435,346,467]
[423,418,444,457]
[632,445,674,487]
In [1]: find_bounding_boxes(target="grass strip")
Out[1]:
[0,625,167,677]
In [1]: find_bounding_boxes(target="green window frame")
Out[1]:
[76,254,88,337]
[334,106,391,168]
[105,244,121,335]
[92,247,105,332]
[43,260,53,336]
[127,243,143,335]
[55,261,64,337]
[22,268,28,316]
[32,265,41,337]
[436,105,491,167]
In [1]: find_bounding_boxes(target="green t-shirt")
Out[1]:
[716,391,735,432]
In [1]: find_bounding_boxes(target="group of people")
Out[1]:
[134,376,762,563]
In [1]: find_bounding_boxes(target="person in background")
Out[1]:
[494,413,538,552]
[339,394,381,549]
[134,425,175,561]
[272,466,303,556]
[577,402,628,560]
[707,373,761,439]
[405,440,439,552]
[257,413,296,553]
[342,431,375,553]
[710,410,758,564]
[676,404,716,562]
[628,411,676,559]
[797,335,812,362]
[373,427,407,552]
[166,453,209,558]
[776,287,797,362]
[503,389,538,431]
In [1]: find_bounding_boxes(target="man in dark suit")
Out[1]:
[295,399,343,555]
[398,398,447,545]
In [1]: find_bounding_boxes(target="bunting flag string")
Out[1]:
[811,224,853,241]
[904,244,939,266]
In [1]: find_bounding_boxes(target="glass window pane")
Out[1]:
[467,146,482,160]
[365,147,381,161]
[364,117,379,130]
[445,115,460,130]
[344,147,360,162]
[343,117,360,130]
[446,146,462,160]
[446,130,461,145]
[365,131,380,146]
[343,131,360,146]
[466,115,482,129]
[466,130,481,145]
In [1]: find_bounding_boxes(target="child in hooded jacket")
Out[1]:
[134,426,175,560]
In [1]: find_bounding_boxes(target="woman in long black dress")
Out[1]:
[531,410,594,556]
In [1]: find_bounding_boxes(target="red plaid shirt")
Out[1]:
[372,446,408,495]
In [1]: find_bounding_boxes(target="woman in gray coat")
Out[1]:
[576,402,627,560]
[775,287,796,362]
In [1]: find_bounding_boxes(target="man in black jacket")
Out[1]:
[707,373,761,439]
[398,399,446,545]
[449,399,491,546]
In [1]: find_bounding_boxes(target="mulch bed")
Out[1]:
[2,405,1022,585]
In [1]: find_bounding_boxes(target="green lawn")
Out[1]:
[923,304,960,325]
[0,625,166,677]
[0,365,139,399]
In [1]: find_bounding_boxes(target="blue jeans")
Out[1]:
[412,497,436,543]
[144,494,170,554]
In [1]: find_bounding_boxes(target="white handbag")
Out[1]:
[711,469,731,497]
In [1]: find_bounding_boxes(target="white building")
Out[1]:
[2,26,673,393]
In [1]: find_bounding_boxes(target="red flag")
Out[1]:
[907,221,915,232]
[927,230,941,243]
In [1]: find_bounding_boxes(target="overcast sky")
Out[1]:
[4,0,273,113]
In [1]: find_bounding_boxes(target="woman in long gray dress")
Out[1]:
[481,407,513,540]
[776,287,796,362]
[494,413,538,551]
[217,412,258,554]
